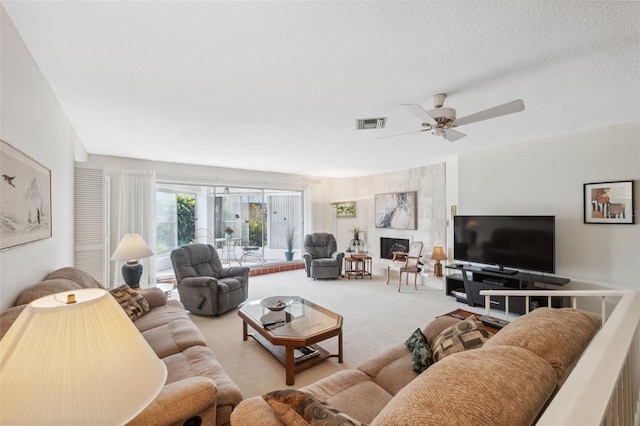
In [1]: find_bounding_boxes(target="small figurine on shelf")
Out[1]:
[223,226,234,239]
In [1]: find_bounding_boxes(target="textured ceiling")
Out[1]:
[3,1,639,177]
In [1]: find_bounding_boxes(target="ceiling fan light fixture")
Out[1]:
[428,107,456,122]
[356,117,386,130]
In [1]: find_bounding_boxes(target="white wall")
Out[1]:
[0,7,87,310]
[323,164,447,265]
[454,121,640,290]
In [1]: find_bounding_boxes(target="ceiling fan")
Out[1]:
[386,94,525,142]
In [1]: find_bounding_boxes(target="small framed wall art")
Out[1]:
[0,139,52,250]
[375,191,417,229]
[583,180,635,224]
[333,201,356,218]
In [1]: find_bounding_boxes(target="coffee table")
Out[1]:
[238,296,343,385]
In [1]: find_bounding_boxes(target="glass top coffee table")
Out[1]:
[238,296,343,385]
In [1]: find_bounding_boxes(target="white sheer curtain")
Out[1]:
[112,168,157,288]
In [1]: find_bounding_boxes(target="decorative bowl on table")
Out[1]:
[260,296,293,311]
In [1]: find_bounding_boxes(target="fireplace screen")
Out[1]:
[380,237,410,260]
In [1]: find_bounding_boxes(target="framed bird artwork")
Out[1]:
[1,139,52,250]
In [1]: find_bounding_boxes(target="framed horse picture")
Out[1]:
[583,180,635,224]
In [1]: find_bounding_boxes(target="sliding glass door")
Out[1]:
[155,183,303,276]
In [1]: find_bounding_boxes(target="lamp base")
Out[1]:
[433,261,443,278]
[122,262,143,289]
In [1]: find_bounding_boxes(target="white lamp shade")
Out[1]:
[0,288,167,425]
[111,234,153,262]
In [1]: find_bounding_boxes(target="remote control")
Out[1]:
[479,315,510,329]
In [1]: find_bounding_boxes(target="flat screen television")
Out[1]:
[453,215,555,274]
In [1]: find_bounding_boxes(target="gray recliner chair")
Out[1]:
[303,233,344,280]
[171,243,249,316]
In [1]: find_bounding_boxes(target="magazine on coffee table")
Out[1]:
[294,346,320,363]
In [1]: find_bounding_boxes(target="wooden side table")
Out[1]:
[344,254,372,279]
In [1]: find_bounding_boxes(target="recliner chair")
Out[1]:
[171,243,249,316]
[303,233,344,280]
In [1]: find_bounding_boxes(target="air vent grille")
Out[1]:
[356,117,386,130]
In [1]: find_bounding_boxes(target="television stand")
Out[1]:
[481,266,519,275]
[444,264,570,314]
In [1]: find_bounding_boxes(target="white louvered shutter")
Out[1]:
[74,162,108,286]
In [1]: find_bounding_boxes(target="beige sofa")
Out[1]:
[0,267,242,426]
[231,307,600,425]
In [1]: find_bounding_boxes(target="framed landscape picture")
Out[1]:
[375,191,417,229]
[334,201,356,218]
[583,180,635,224]
[0,140,52,250]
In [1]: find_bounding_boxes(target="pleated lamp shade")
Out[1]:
[0,288,167,425]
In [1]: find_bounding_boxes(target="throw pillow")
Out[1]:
[431,315,491,362]
[110,285,150,321]
[263,389,365,426]
[404,328,433,373]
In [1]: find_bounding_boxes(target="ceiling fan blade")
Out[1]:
[454,99,525,127]
[400,104,435,124]
[444,128,466,142]
[378,129,428,140]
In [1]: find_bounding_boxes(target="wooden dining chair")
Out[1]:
[397,242,423,292]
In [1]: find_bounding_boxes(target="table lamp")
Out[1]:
[0,288,167,425]
[431,246,448,277]
[112,234,153,288]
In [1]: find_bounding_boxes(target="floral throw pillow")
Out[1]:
[405,328,433,373]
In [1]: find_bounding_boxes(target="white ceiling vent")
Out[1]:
[356,117,386,130]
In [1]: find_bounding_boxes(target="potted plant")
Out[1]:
[223,226,234,239]
[351,226,362,241]
[285,225,296,261]
[349,226,363,253]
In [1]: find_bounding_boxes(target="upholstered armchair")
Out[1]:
[303,233,344,280]
[171,243,249,316]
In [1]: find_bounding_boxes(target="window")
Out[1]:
[156,190,177,256]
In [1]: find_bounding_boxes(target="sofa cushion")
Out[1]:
[15,279,82,306]
[44,267,104,288]
[109,285,150,321]
[404,328,432,373]
[137,287,168,309]
[357,316,463,396]
[422,315,461,343]
[483,307,600,380]
[431,315,490,362]
[134,300,191,332]
[0,305,27,340]
[357,344,419,396]
[302,369,392,424]
[371,345,558,426]
[263,389,365,426]
[141,318,208,358]
[162,345,243,411]
[128,377,217,426]
[231,397,286,425]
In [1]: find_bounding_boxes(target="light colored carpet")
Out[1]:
[185,270,487,398]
